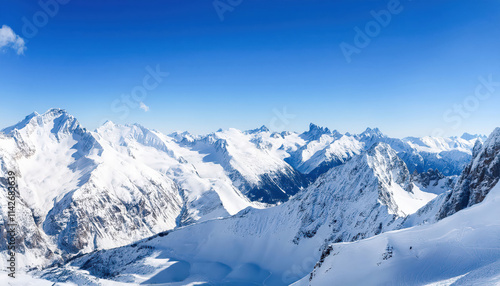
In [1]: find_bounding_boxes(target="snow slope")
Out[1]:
[297,182,500,286]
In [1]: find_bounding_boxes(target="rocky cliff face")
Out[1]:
[412,168,457,195]
[292,142,433,246]
[437,128,500,219]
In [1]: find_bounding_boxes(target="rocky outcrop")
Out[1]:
[437,128,500,219]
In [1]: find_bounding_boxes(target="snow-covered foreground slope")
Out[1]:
[297,183,500,286]
[1,271,129,286]
[37,142,440,285]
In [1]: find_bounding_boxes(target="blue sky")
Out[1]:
[1,0,499,137]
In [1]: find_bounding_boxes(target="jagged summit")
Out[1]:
[99,119,115,127]
[1,111,39,133]
[360,127,384,137]
[308,123,331,133]
[168,130,195,142]
[366,141,391,155]
[461,132,487,141]
[1,108,86,138]
[44,107,68,116]
[246,125,270,134]
[300,123,334,141]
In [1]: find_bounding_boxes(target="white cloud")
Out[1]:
[0,25,26,55]
[139,102,150,112]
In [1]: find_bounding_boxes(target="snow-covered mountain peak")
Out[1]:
[461,132,487,141]
[167,130,196,143]
[366,143,410,186]
[2,108,87,140]
[484,127,500,149]
[98,119,116,129]
[366,141,391,155]
[1,112,39,134]
[364,142,436,216]
[360,127,384,138]
[355,128,388,151]
[318,141,404,190]
[2,108,73,134]
[43,107,68,117]
[246,125,270,134]
[300,142,435,219]
[472,138,483,158]
[0,109,101,167]
[96,122,177,158]
[301,123,334,141]
[40,108,79,130]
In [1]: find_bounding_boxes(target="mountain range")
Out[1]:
[0,108,497,285]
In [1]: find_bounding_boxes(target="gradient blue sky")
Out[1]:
[1,0,499,137]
